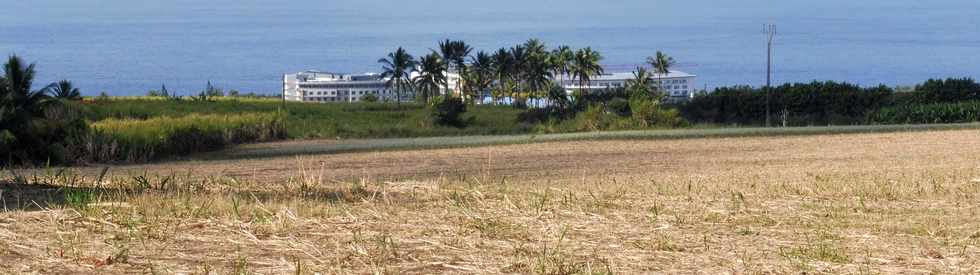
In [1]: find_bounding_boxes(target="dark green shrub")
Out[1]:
[576,104,608,131]
[361,94,379,103]
[431,96,468,127]
[911,78,980,104]
[608,97,631,116]
[682,82,893,126]
[631,99,686,128]
[868,101,980,124]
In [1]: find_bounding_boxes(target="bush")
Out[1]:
[361,94,379,103]
[682,81,893,126]
[911,78,980,104]
[868,101,980,124]
[630,98,685,128]
[431,96,469,128]
[576,103,609,131]
[607,97,631,116]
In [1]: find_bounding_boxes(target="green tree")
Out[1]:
[550,45,574,89]
[912,78,980,103]
[570,47,604,95]
[431,96,468,127]
[522,39,552,107]
[1,55,49,138]
[491,48,515,105]
[46,80,81,100]
[378,47,417,105]
[413,51,447,104]
[438,39,472,97]
[647,51,675,93]
[1,55,87,165]
[466,51,495,104]
[524,53,553,107]
[626,67,654,100]
[509,45,529,105]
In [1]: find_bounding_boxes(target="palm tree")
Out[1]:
[1,55,53,163]
[438,39,472,96]
[524,39,547,57]
[522,39,552,107]
[570,47,604,95]
[467,51,495,103]
[1,55,50,128]
[378,47,416,105]
[46,80,81,100]
[647,51,676,93]
[550,45,574,89]
[491,48,514,105]
[626,67,653,99]
[413,52,447,104]
[524,54,553,107]
[438,39,473,73]
[509,45,528,104]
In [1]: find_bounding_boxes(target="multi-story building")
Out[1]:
[283,70,459,103]
[284,69,696,103]
[560,70,697,102]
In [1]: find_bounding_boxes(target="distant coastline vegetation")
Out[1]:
[3,37,980,166]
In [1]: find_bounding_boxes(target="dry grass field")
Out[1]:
[2,129,980,274]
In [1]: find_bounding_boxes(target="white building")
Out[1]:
[284,69,696,103]
[561,70,697,102]
[283,70,459,103]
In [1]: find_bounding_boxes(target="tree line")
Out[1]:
[378,39,678,105]
[377,38,683,127]
[682,78,980,126]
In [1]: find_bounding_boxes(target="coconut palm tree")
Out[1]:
[570,47,604,95]
[378,47,416,105]
[413,52,447,104]
[438,39,472,96]
[647,51,675,93]
[509,45,529,104]
[524,53,553,107]
[491,48,514,105]
[626,66,654,99]
[438,39,472,73]
[524,39,547,58]
[1,55,54,164]
[467,51,495,103]
[1,55,50,128]
[550,45,574,89]
[46,80,82,100]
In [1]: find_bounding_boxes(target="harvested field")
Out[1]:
[2,129,980,273]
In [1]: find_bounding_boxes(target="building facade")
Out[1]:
[561,70,697,102]
[283,70,459,103]
[284,69,696,103]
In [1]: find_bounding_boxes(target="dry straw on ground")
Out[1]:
[2,129,980,273]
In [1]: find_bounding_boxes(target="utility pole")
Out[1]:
[763,24,776,127]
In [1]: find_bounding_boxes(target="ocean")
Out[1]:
[2,0,978,96]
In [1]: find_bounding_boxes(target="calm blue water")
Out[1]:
[2,0,979,96]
